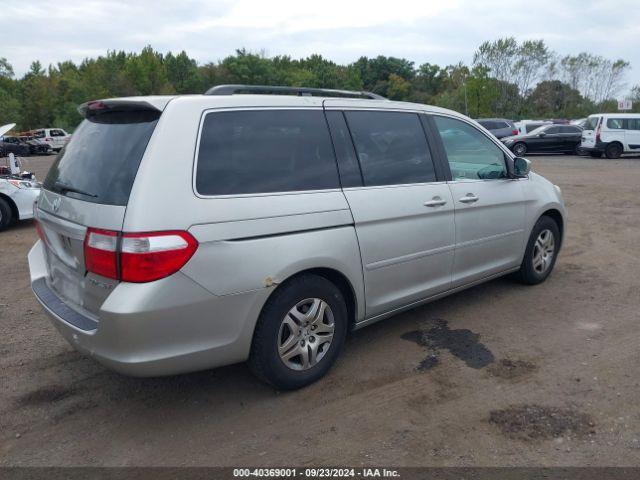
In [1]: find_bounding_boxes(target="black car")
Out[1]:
[0,136,31,157]
[501,124,583,156]
[19,136,53,155]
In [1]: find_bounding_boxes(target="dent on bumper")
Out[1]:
[28,240,270,377]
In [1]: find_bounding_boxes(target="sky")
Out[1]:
[1,0,639,95]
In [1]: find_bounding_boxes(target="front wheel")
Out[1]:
[517,216,560,285]
[249,274,348,390]
[513,142,527,157]
[605,143,623,159]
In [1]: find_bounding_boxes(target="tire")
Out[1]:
[513,143,527,156]
[248,274,348,390]
[589,151,602,158]
[605,142,623,159]
[517,216,560,285]
[0,197,13,232]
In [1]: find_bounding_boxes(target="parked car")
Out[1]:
[514,120,553,136]
[20,136,54,155]
[0,125,42,231]
[476,118,518,139]
[0,136,30,157]
[32,128,71,151]
[581,113,640,158]
[1,135,53,156]
[501,124,583,156]
[29,85,566,389]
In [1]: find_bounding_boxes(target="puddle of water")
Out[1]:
[401,319,494,370]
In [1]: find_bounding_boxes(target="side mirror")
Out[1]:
[513,157,531,178]
[538,132,546,137]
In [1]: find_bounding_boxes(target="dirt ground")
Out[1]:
[1,154,639,467]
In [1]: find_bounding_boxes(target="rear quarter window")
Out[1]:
[195,109,339,196]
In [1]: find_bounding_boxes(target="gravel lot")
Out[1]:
[1,154,639,467]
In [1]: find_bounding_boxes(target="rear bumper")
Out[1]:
[28,240,270,377]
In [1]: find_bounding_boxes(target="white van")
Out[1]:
[581,113,640,158]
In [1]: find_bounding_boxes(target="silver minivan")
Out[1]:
[29,85,566,389]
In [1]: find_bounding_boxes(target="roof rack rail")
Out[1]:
[204,84,386,100]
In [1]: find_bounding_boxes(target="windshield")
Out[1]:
[584,116,600,131]
[43,109,160,206]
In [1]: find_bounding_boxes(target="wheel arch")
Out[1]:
[270,267,359,330]
[540,208,564,247]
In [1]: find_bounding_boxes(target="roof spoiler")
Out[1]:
[204,84,386,100]
[77,97,173,117]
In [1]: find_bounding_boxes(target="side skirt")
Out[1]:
[353,266,520,331]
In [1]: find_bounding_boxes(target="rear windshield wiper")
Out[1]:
[53,181,98,198]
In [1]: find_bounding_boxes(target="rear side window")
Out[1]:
[50,129,66,136]
[628,119,640,130]
[606,118,625,129]
[43,110,160,206]
[196,110,339,195]
[344,111,436,186]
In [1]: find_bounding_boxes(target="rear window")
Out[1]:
[196,110,339,196]
[43,110,160,206]
[584,117,600,131]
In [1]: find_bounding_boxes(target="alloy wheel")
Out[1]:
[532,229,555,274]
[278,298,335,371]
[514,144,526,156]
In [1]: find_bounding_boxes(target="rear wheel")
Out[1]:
[513,142,527,156]
[605,142,623,159]
[249,274,348,390]
[0,197,13,232]
[517,216,560,285]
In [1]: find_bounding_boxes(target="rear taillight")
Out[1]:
[83,228,198,283]
[84,228,118,279]
[121,231,198,282]
[512,129,519,136]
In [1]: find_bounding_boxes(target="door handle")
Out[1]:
[459,194,479,204]
[424,197,447,207]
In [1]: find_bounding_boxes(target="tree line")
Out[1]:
[1,37,638,132]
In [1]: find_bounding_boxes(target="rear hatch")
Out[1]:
[581,116,600,148]
[36,100,164,319]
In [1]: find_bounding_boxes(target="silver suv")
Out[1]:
[28,85,566,389]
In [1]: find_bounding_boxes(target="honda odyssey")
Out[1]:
[29,85,566,389]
